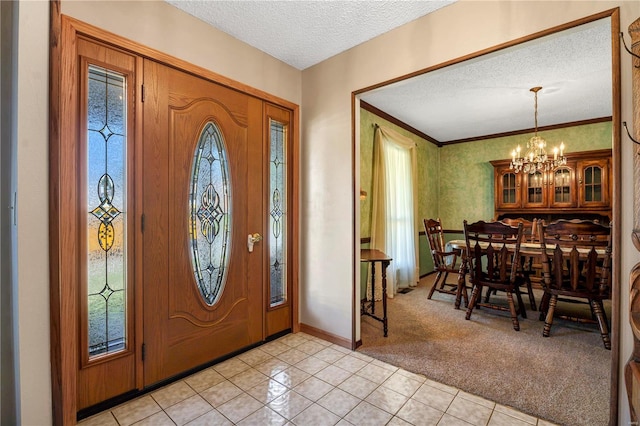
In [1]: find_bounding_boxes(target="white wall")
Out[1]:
[300,1,639,424]
[16,1,51,424]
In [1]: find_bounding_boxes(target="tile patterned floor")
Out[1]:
[79,333,558,426]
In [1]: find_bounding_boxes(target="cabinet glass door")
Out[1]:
[583,165,602,202]
[502,172,517,204]
[578,159,608,208]
[553,168,572,203]
[497,170,521,210]
[550,163,577,208]
[522,171,546,208]
[527,172,544,204]
[549,162,578,208]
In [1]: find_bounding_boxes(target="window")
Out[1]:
[86,65,127,357]
[189,122,232,306]
[269,120,287,307]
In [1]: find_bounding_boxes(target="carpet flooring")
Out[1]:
[357,275,611,426]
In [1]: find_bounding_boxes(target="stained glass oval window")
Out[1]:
[189,122,232,306]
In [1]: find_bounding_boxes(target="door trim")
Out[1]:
[50,8,299,424]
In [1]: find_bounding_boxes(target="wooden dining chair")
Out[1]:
[499,217,538,312]
[423,218,468,309]
[537,219,612,349]
[463,220,526,331]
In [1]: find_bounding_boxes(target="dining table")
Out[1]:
[445,239,609,309]
[446,239,608,256]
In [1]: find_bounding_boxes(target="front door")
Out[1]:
[142,59,264,384]
[57,21,297,419]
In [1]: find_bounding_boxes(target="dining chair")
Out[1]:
[537,219,612,349]
[463,220,526,331]
[499,217,539,312]
[423,218,468,309]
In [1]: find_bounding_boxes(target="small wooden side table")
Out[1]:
[360,249,392,337]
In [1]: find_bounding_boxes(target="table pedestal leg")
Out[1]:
[370,262,376,315]
[381,260,389,337]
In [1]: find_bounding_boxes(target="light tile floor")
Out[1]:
[79,333,558,426]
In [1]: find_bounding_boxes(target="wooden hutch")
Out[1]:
[491,148,612,224]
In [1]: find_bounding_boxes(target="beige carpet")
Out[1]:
[357,275,611,426]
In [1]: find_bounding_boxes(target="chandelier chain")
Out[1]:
[533,90,538,136]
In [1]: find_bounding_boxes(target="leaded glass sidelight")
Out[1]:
[189,122,232,306]
[87,65,127,358]
[269,120,287,307]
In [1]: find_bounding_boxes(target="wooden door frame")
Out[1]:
[624,16,640,423]
[351,7,621,425]
[49,4,300,424]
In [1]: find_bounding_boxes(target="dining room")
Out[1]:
[356,12,617,426]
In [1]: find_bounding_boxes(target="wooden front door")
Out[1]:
[55,18,297,421]
[142,59,264,385]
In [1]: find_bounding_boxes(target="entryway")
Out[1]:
[51,16,298,422]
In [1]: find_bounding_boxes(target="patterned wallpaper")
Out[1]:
[438,121,612,230]
[359,108,612,277]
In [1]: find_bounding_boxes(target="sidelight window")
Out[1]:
[86,65,127,357]
[269,120,287,307]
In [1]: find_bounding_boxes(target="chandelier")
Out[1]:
[510,87,566,174]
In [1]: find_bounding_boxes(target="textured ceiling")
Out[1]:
[166,0,456,70]
[164,1,612,142]
[360,18,613,143]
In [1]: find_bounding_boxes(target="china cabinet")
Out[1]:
[491,148,611,221]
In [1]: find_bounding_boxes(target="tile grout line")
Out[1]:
[80,333,555,426]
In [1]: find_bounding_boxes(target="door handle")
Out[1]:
[247,233,263,253]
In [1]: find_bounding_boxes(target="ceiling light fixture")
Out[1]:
[510,87,566,174]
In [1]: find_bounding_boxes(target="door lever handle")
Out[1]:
[247,233,263,253]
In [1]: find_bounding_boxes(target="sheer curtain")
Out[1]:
[368,125,419,299]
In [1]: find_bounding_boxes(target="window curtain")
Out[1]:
[368,125,419,300]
